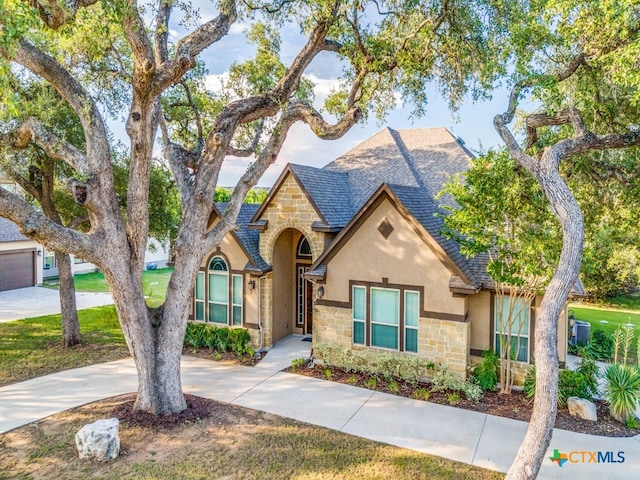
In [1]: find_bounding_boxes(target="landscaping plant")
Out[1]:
[604,363,640,424]
[472,350,499,391]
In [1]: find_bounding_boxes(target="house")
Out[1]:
[0,215,170,290]
[193,127,582,381]
[0,217,43,291]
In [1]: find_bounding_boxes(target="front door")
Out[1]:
[297,265,313,335]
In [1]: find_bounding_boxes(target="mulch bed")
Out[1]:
[110,394,220,430]
[183,347,266,366]
[288,364,640,438]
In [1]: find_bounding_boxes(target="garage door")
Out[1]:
[0,250,36,291]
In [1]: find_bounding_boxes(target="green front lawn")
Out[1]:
[569,303,640,359]
[0,306,129,387]
[48,267,173,308]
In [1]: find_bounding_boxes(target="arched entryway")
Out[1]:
[272,229,314,344]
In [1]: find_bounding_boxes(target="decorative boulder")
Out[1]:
[75,418,120,461]
[567,397,597,422]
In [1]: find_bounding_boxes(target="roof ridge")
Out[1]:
[387,128,427,192]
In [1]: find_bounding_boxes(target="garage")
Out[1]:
[0,249,36,291]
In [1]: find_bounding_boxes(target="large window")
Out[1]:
[352,284,419,353]
[208,257,229,324]
[494,295,530,363]
[193,256,243,325]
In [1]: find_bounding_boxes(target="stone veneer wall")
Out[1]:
[418,318,470,376]
[260,274,274,348]
[314,304,471,377]
[258,175,325,264]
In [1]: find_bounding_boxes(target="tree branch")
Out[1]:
[0,187,95,259]
[123,0,156,84]
[152,0,237,94]
[154,0,172,65]
[11,41,110,170]
[28,0,99,29]
[0,117,88,173]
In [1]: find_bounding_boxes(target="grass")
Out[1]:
[0,395,503,480]
[0,306,128,387]
[569,302,640,360]
[45,268,174,308]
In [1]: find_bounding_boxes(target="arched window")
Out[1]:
[297,236,312,258]
[208,256,229,324]
[194,255,243,325]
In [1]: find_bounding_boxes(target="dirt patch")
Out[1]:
[0,394,501,480]
[289,364,640,438]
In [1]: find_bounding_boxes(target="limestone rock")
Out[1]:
[567,397,597,422]
[75,418,120,461]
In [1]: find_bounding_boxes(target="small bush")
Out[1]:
[388,380,399,394]
[184,323,253,356]
[448,392,460,405]
[523,366,536,398]
[324,368,333,381]
[472,350,499,391]
[524,357,599,406]
[411,388,430,401]
[290,357,305,372]
[312,343,434,384]
[431,364,483,401]
[604,363,640,423]
[589,329,614,361]
[364,377,377,390]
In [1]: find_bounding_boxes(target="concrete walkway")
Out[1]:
[0,286,114,322]
[1,339,639,479]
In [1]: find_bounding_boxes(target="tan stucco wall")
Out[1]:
[192,231,259,329]
[272,229,295,343]
[469,290,492,352]
[323,198,465,317]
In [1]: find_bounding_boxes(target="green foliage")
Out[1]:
[431,364,483,402]
[215,187,269,204]
[312,343,434,385]
[411,388,430,401]
[324,368,332,381]
[448,392,460,406]
[183,323,253,356]
[523,358,600,405]
[523,367,536,399]
[472,350,499,391]
[364,377,377,390]
[524,358,599,406]
[388,380,400,394]
[440,149,559,291]
[290,357,305,372]
[604,364,640,423]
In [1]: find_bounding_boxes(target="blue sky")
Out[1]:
[160,7,510,187]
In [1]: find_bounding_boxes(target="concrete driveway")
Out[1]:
[0,286,114,322]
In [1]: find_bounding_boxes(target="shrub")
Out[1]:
[604,363,640,423]
[431,364,483,401]
[183,323,253,356]
[523,366,536,398]
[312,343,435,384]
[411,388,430,401]
[524,357,599,406]
[472,350,499,391]
[388,380,399,394]
[589,329,614,361]
[290,357,305,372]
[448,392,460,405]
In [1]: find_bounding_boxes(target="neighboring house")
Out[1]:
[0,216,170,290]
[41,239,169,279]
[192,127,584,381]
[0,217,43,291]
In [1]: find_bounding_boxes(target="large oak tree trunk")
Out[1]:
[55,251,80,347]
[505,151,584,480]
